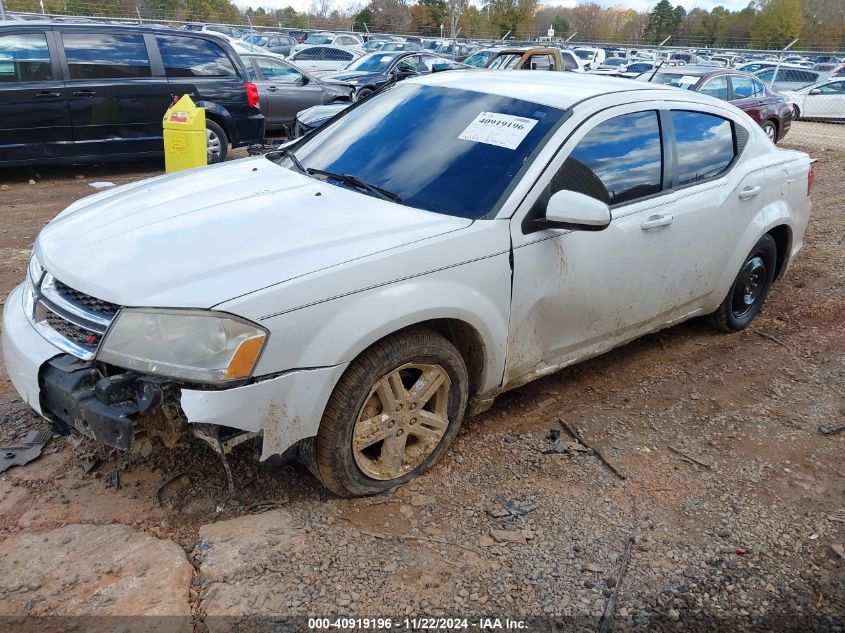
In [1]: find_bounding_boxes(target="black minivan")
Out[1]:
[0,22,265,167]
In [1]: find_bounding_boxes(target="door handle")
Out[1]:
[72,90,96,97]
[36,91,62,99]
[640,214,674,231]
[267,85,278,92]
[738,185,762,200]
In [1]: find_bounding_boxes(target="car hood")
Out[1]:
[297,102,349,125]
[320,70,387,84]
[36,157,472,309]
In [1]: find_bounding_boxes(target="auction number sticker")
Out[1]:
[458,112,538,150]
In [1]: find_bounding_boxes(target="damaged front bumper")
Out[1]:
[3,283,348,460]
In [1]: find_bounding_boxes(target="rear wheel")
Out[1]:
[761,120,778,143]
[206,120,228,164]
[314,328,468,497]
[709,234,778,332]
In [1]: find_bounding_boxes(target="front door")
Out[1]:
[57,30,172,157]
[249,56,324,125]
[0,29,72,164]
[802,80,845,119]
[505,105,738,388]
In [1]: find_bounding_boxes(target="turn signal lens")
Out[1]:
[224,334,266,380]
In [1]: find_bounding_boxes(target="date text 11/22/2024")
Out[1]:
[307,617,528,630]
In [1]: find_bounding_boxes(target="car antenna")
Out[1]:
[648,35,671,82]
[648,59,665,82]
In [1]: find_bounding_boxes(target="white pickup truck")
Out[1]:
[3,72,812,496]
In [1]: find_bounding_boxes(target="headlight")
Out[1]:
[98,309,268,384]
[28,253,44,287]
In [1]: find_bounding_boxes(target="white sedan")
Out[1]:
[783,78,845,120]
[287,44,364,73]
[3,72,813,496]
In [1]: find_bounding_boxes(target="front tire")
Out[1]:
[205,120,228,164]
[710,234,778,332]
[793,105,801,120]
[314,328,468,497]
[355,87,374,101]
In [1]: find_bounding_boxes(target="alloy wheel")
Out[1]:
[352,363,451,480]
[206,129,221,163]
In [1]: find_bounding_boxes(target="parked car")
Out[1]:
[755,66,828,92]
[3,72,812,496]
[486,47,583,72]
[288,44,364,73]
[0,22,264,166]
[289,32,363,57]
[782,78,845,121]
[243,32,298,56]
[646,67,793,143]
[433,42,473,61]
[737,61,779,74]
[283,29,311,44]
[240,53,352,132]
[179,23,244,39]
[573,46,605,71]
[597,61,656,78]
[319,51,464,101]
[590,57,628,72]
[293,101,349,137]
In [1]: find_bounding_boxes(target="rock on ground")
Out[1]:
[0,523,192,632]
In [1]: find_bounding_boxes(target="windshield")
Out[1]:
[246,35,269,46]
[603,58,626,66]
[574,50,594,60]
[650,73,700,89]
[346,53,397,72]
[305,34,333,45]
[435,44,455,54]
[463,51,492,67]
[286,84,566,219]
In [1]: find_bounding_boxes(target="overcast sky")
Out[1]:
[235,0,753,16]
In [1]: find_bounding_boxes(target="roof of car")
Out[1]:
[407,70,676,109]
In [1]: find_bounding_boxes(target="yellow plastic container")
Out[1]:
[162,95,207,173]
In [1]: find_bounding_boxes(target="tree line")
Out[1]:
[6,0,845,50]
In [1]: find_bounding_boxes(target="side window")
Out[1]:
[62,32,150,79]
[293,47,320,61]
[325,48,352,61]
[817,81,845,94]
[528,54,554,70]
[156,35,236,77]
[751,79,767,97]
[551,111,663,206]
[561,52,578,71]
[255,58,302,83]
[731,75,756,100]
[699,75,728,100]
[671,111,735,186]
[0,32,52,82]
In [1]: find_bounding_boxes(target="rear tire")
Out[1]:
[761,120,778,143]
[206,120,228,164]
[709,234,778,332]
[314,328,468,497]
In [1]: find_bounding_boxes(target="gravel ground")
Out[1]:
[0,122,842,631]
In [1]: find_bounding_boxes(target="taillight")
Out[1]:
[245,82,260,109]
[807,164,815,197]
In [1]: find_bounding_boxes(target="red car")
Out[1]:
[644,66,793,143]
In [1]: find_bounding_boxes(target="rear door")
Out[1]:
[0,29,72,163]
[57,29,172,157]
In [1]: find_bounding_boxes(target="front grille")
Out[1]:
[45,311,102,347]
[53,279,120,318]
[31,273,122,359]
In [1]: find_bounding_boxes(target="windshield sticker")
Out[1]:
[458,112,539,150]
[380,55,393,62]
[679,75,699,86]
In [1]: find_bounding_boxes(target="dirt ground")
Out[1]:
[0,123,843,631]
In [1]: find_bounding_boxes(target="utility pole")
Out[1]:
[0,0,6,21]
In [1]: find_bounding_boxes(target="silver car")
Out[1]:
[240,53,353,133]
[755,66,828,92]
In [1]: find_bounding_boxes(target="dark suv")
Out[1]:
[0,22,264,167]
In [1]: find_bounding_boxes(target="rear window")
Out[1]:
[62,32,151,79]
[156,35,236,77]
[671,111,735,186]
[0,32,52,82]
